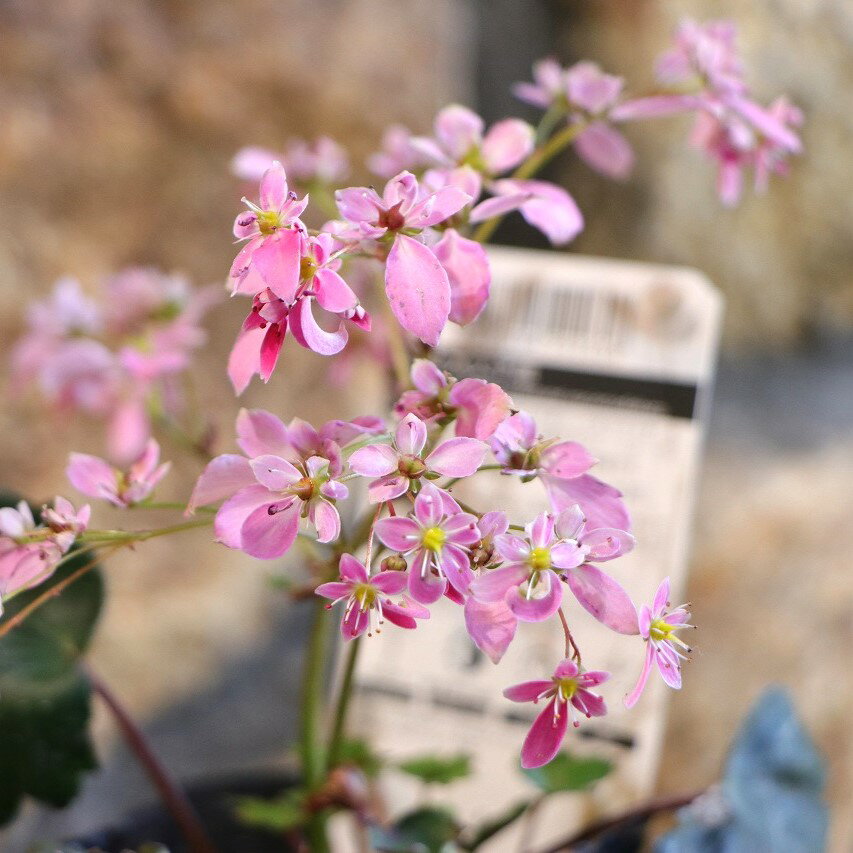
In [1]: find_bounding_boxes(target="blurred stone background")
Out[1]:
[0,0,850,850]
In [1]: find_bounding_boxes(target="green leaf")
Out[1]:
[371,806,460,852]
[521,752,612,794]
[398,754,472,785]
[335,737,384,777]
[0,497,104,826]
[233,788,307,832]
[462,800,531,850]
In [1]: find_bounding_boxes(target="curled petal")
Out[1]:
[543,472,631,532]
[290,297,348,356]
[495,179,584,245]
[582,527,636,562]
[311,499,341,543]
[395,413,428,457]
[259,322,286,382]
[448,378,512,440]
[433,229,491,326]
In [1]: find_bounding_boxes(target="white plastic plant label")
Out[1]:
[342,246,723,850]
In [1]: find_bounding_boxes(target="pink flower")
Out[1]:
[228,233,370,393]
[470,179,583,245]
[625,577,694,708]
[470,511,575,623]
[393,360,512,440]
[0,498,90,612]
[335,171,470,346]
[412,105,535,177]
[367,125,426,178]
[513,58,567,109]
[374,482,480,604]
[230,161,308,301]
[233,138,349,185]
[67,439,170,508]
[489,412,630,531]
[656,19,745,97]
[689,96,802,207]
[189,410,381,558]
[504,659,609,768]
[315,554,429,640]
[349,413,487,503]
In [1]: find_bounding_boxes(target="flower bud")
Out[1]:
[381,554,408,572]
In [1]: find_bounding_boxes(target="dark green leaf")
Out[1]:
[398,754,471,785]
[335,737,384,777]
[0,496,104,826]
[521,752,612,793]
[371,806,460,852]
[462,800,531,850]
[233,788,307,832]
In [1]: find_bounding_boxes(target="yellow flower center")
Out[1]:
[649,617,676,643]
[556,677,578,701]
[528,547,551,572]
[353,582,376,611]
[300,255,319,281]
[421,526,447,552]
[257,210,284,236]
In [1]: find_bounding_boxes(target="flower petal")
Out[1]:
[433,229,492,326]
[188,454,255,511]
[425,437,487,477]
[521,697,568,769]
[250,455,302,491]
[566,564,639,634]
[311,499,340,543]
[368,473,410,503]
[251,229,302,303]
[624,644,655,708]
[407,550,446,604]
[241,500,300,559]
[236,408,292,458]
[470,563,528,602]
[385,235,450,347]
[289,297,348,356]
[395,413,428,456]
[349,444,399,477]
[506,570,563,622]
[465,597,518,664]
[214,485,276,549]
[481,118,534,174]
[375,517,421,553]
[543,472,631,532]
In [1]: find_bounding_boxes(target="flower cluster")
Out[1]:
[0,497,89,615]
[10,270,218,463]
[191,358,690,766]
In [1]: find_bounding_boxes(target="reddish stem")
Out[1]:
[84,665,218,853]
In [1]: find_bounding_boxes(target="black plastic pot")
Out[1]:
[69,772,299,853]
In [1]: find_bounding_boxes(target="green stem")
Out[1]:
[80,516,213,544]
[326,635,362,772]
[300,598,332,850]
[472,121,588,244]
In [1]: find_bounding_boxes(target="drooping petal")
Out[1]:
[311,499,340,543]
[349,444,399,477]
[448,379,512,440]
[540,441,597,479]
[465,598,518,664]
[566,564,639,634]
[289,297,349,356]
[500,179,584,245]
[521,697,568,769]
[241,500,300,559]
[481,118,535,174]
[251,229,302,303]
[227,326,264,395]
[259,322,286,381]
[624,644,655,708]
[574,123,635,180]
[655,644,683,689]
[543,472,631,532]
[342,605,369,640]
[425,437,487,477]
[385,235,451,347]
[375,516,421,553]
[314,268,359,313]
[433,230,492,326]
[188,454,255,511]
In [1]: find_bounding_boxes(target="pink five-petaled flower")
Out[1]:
[40,496,91,553]
[335,170,470,346]
[315,554,429,641]
[504,659,609,769]
[394,360,512,441]
[624,577,694,708]
[67,439,170,508]
[374,482,480,605]
[489,411,630,531]
[231,161,308,301]
[349,413,487,503]
[412,104,535,179]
